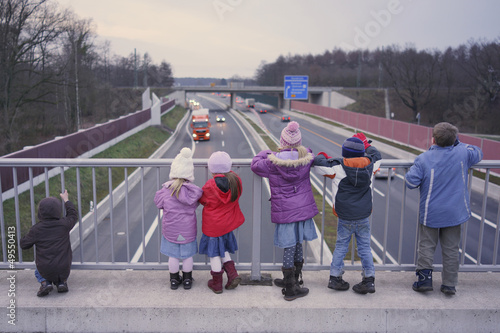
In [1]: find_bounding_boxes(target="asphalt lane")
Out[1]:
[73,94,499,268]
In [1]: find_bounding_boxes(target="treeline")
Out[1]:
[0,0,174,156]
[255,41,500,134]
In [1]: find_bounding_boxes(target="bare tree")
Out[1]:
[379,46,442,121]
[456,39,500,101]
[0,0,65,150]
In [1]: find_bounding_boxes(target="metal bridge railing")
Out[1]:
[1,159,499,279]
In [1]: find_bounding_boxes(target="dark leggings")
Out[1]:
[283,242,304,268]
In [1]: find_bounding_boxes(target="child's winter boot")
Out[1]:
[412,269,433,292]
[222,260,241,290]
[274,260,305,288]
[282,267,309,301]
[182,271,193,290]
[170,272,183,290]
[56,280,69,293]
[328,275,350,291]
[208,270,224,294]
[37,281,53,297]
[352,276,375,294]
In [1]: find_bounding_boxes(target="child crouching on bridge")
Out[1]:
[199,151,245,294]
[251,121,318,301]
[314,133,381,294]
[154,147,203,290]
[20,190,79,297]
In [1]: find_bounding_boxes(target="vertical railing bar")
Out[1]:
[350,234,355,265]
[205,165,209,266]
[29,168,36,227]
[13,168,22,262]
[44,167,49,197]
[108,167,115,263]
[156,167,162,264]
[382,170,392,264]
[236,166,241,264]
[76,167,84,263]
[0,175,6,263]
[461,168,474,265]
[29,168,36,263]
[141,167,146,263]
[251,173,262,280]
[92,168,99,263]
[125,168,130,263]
[320,177,326,266]
[397,168,408,265]
[492,189,500,266]
[60,166,66,215]
[476,169,489,265]
[413,196,420,265]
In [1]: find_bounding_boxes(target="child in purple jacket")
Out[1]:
[154,148,203,290]
[251,121,318,301]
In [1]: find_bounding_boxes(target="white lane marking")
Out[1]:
[370,235,398,265]
[373,187,385,197]
[459,249,478,264]
[131,212,160,263]
[471,212,497,229]
[222,140,225,147]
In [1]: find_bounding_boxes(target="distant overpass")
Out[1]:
[171,85,343,109]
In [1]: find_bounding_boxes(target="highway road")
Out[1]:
[228,94,499,267]
[73,93,499,270]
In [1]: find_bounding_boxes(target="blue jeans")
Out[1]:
[35,269,46,283]
[330,218,375,278]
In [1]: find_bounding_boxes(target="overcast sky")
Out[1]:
[57,0,500,79]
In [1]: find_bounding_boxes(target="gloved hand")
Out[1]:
[317,151,332,159]
[353,132,372,149]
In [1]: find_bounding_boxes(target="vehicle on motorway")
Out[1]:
[374,167,396,179]
[216,114,226,122]
[191,108,211,141]
[257,108,267,114]
[245,98,255,108]
[281,115,291,122]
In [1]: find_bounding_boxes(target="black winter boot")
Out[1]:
[274,260,304,288]
[352,276,375,294]
[182,271,193,290]
[328,275,350,291]
[170,272,182,290]
[412,269,433,292]
[282,267,309,301]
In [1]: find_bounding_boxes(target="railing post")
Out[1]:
[251,173,262,280]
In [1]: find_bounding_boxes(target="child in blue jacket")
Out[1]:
[406,122,483,295]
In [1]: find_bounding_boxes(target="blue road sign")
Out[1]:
[284,75,309,100]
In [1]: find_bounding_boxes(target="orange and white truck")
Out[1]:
[191,108,211,141]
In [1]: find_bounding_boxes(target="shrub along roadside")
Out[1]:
[3,106,187,262]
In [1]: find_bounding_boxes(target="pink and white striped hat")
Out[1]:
[280,121,302,148]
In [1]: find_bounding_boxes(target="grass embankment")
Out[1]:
[235,110,360,260]
[3,106,187,262]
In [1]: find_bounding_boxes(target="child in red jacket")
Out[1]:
[199,151,245,294]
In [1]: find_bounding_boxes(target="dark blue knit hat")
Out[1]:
[342,137,365,158]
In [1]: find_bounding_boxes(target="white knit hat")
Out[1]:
[169,147,194,182]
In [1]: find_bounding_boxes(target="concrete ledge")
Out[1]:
[2,270,499,333]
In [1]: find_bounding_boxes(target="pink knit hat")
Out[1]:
[280,121,302,148]
[208,151,232,174]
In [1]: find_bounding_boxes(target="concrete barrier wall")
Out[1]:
[0,98,175,195]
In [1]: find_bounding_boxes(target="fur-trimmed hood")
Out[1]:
[267,149,314,182]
